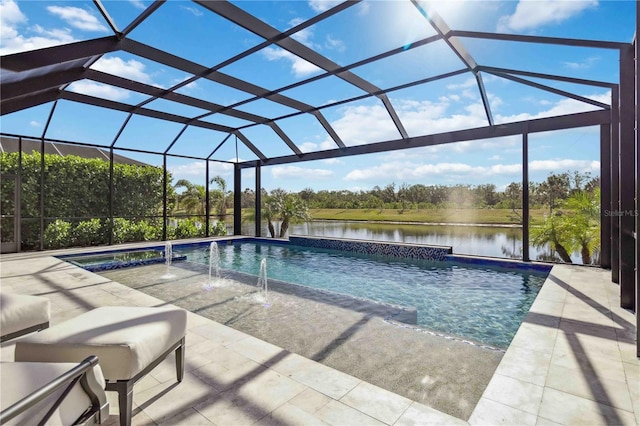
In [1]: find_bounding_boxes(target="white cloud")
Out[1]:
[325,35,345,52]
[29,120,41,127]
[562,56,599,70]
[0,0,26,38]
[47,5,108,32]
[0,0,76,55]
[496,92,610,123]
[91,56,153,84]
[129,0,146,10]
[530,159,599,172]
[498,0,598,32]
[67,81,131,101]
[308,0,342,13]
[345,161,523,182]
[262,47,322,77]
[299,142,318,153]
[271,165,333,179]
[168,161,233,181]
[181,6,203,17]
[446,77,477,90]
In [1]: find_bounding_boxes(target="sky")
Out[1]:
[0,0,636,193]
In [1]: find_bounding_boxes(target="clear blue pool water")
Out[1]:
[180,242,548,348]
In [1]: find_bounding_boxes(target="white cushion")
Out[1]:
[15,306,187,380]
[0,361,105,425]
[0,293,50,336]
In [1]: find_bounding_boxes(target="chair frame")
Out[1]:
[0,321,49,343]
[0,355,109,425]
[105,336,185,426]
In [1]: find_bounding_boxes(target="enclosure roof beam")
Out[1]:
[1,88,61,116]
[92,0,120,37]
[195,0,409,139]
[60,91,236,133]
[2,67,85,101]
[121,0,165,37]
[234,131,267,161]
[85,69,269,124]
[268,123,303,156]
[450,30,629,50]
[410,0,493,126]
[477,66,617,88]
[121,39,350,147]
[238,109,610,168]
[0,37,121,72]
[486,70,611,109]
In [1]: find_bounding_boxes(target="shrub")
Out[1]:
[44,220,72,249]
[73,219,105,246]
[173,218,201,239]
[209,221,228,236]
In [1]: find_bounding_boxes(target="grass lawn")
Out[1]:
[307,208,548,225]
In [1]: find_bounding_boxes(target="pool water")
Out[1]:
[181,242,548,348]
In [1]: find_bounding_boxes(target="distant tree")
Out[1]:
[539,172,571,213]
[209,175,229,218]
[174,179,206,215]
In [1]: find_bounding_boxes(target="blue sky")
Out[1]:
[1,0,635,192]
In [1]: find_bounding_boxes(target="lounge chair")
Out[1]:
[0,355,109,425]
[14,306,187,426]
[0,292,50,342]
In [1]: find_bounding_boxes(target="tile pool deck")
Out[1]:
[1,241,638,425]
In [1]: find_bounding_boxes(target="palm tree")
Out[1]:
[278,194,310,237]
[530,188,601,264]
[209,176,229,218]
[563,189,601,264]
[174,179,206,215]
[260,189,310,238]
[531,212,574,263]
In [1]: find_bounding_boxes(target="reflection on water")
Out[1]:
[242,220,582,262]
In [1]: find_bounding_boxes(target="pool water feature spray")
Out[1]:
[161,241,176,279]
[204,242,221,291]
[256,258,270,307]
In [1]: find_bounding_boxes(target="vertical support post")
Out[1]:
[109,148,114,245]
[634,4,639,357]
[17,137,22,253]
[233,164,241,235]
[205,160,210,237]
[600,124,612,269]
[162,154,167,241]
[619,45,635,309]
[255,165,261,237]
[611,87,620,283]
[522,125,530,262]
[39,139,45,250]
[40,102,56,251]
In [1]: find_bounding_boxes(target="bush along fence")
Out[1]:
[1,151,227,250]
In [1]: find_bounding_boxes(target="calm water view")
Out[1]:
[241,220,581,263]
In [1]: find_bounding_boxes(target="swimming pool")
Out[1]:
[64,238,548,349]
[175,241,548,348]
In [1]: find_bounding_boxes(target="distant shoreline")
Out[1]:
[308,218,521,228]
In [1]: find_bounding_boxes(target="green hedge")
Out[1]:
[0,151,174,250]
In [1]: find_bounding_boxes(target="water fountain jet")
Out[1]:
[160,241,176,279]
[256,258,270,307]
[203,242,221,291]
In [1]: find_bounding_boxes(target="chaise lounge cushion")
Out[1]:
[0,292,50,338]
[14,306,187,380]
[1,361,105,425]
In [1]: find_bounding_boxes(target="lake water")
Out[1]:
[241,220,582,263]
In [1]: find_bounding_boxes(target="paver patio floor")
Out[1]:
[1,241,637,425]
